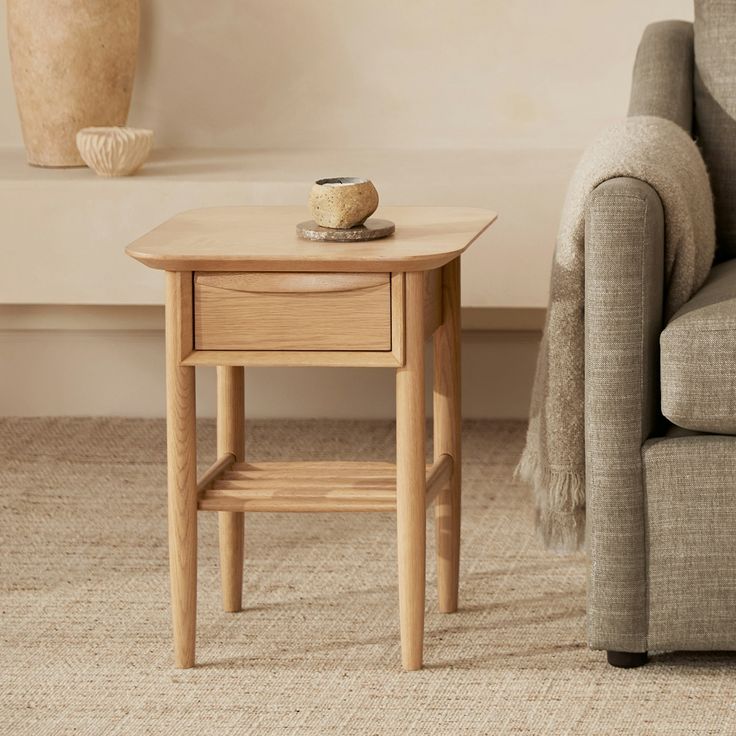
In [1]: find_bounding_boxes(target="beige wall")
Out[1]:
[0,1,693,150]
[0,1,694,418]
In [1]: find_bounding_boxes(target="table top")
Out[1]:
[126,205,497,272]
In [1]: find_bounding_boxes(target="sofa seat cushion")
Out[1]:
[661,258,736,433]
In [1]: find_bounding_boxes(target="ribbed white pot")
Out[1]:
[77,127,153,177]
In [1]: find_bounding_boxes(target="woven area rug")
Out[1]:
[1,418,733,735]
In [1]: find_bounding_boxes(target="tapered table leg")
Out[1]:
[165,272,198,668]
[433,257,461,612]
[396,270,426,671]
[217,365,245,612]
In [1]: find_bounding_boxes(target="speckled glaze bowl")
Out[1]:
[309,177,379,229]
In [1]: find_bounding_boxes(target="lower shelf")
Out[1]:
[197,457,452,513]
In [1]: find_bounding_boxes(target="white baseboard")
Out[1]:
[0,325,540,419]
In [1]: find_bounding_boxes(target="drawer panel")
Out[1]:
[194,272,392,351]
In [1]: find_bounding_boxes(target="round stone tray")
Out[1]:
[296,218,395,242]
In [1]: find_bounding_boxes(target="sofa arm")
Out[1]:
[584,177,664,652]
[628,20,694,133]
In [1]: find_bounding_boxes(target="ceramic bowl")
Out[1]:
[76,126,153,177]
[309,177,379,229]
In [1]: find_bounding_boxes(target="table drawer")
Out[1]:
[194,272,392,351]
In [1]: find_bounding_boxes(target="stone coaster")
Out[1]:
[296,218,395,242]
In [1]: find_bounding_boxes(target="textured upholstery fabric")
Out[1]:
[643,434,736,651]
[582,6,736,656]
[584,177,664,652]
[694,1,736,258]
[661,259,736,434]
[629,21,694,133]
[520,117,714,554]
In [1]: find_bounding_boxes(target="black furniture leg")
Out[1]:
[607,650,649,668]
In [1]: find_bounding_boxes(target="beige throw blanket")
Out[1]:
[518,116,716,553]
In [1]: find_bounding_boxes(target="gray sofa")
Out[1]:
[585,8,736,668]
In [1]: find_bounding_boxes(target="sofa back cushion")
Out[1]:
[629,21,694,134]
[694,0,736,259]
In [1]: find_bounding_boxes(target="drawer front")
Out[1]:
[194,272,392,351]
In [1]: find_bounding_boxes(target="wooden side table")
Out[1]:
[127,205,496,671]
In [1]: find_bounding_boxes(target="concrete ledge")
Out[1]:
[0,145,575,307]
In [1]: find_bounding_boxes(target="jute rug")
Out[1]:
[0,418,733,735]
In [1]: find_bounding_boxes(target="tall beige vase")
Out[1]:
[7,0,140,167]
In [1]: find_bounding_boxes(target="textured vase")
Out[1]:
[309,178,379,229]
[7,0,140,168]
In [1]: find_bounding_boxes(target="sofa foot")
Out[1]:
[606,650,648,669]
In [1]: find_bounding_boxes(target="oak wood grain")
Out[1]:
[196,271,388,294]
[134,207,483,671]
[217,365,245,613]
[181,349,401,368]
[196,453,235,493]
[425,453,453,508]
[391,272,405,366]
[395,270,426,671]
[198,461,400,513]
[230,461,395,473]
[194,272,391,351]
[423,268,442,338]
[126,206,497,273]
[165,271,198,669]
[433,258,462,613]
[200,495,396,513]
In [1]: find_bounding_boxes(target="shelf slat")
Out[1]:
[198,461,398,513]
[197,460,451,513]
[228,461,395,477]
[199,493,396,513]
